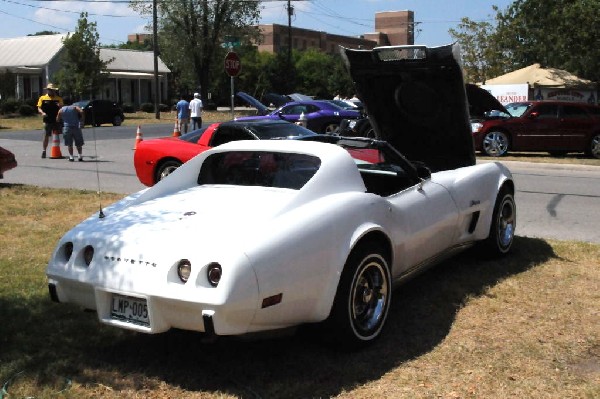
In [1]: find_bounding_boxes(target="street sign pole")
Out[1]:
[230,75,235,120]
[224,51,242,121]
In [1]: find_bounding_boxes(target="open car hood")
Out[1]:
[466,83,508,118]
[341,44,475,171]
[236,92,270,115]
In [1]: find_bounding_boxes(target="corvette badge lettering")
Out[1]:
[104,255,157,267]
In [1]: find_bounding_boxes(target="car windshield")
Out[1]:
[198,151,321,190]
[73,100,90,108]
[179,127,208,143]
[505,103,531,117]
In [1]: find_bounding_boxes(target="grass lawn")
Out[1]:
[0,183,598,398]
[0,110,255,131]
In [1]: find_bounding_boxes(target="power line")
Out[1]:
[1,0,136,17]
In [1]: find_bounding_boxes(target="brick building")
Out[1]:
[257,10,415,55]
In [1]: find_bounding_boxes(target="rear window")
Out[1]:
[198,151,321,190]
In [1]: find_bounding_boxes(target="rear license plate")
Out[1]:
[111,294,149,326]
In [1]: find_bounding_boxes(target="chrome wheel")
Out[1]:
[326,242,391,347]
[590,134,600,159]
[482,131,509,156]
[495,193,516,251]
[324,123,340,135]
[480,186,516,256]
[349,256,389,338]
[156,160,182,183]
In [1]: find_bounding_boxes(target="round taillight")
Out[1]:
[206,262,222,287]
[177,259,192,283]
[83,245,94,266]
[63,242,74,261]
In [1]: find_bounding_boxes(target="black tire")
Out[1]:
[587,133,600,159]
[482,131,509,157]
[480,185,516,256]
[155,159,182,184]
[112,115,123,126]
[323,123,340,135]
[359,121,376,138]
[325,242,391,348]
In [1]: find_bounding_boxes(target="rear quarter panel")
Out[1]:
[243,191,393,329]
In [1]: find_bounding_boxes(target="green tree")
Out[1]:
[54,13,112,99]
[449,17,506,83]
[493,0,600,81]
[28,31,60,36]
[295,49,336,99]
[103,39,153,51]
[131,0,261,102]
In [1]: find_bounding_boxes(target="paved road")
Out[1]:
[2,125,600,244]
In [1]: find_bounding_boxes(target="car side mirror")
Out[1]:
[276,111,284,119]
[416,165,431,180]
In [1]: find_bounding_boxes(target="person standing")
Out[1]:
[176,94,190,134]
[56,98,84,162]
[37,83,63,158]
[189,92,204,131]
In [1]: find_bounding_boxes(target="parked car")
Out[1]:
[0,146,17,179]
[73,99,125,127]
[46,44,516,347]
[134,119,317,186]
[471,100,600,158]
[236,92,361,134]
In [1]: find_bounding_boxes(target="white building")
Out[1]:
[0,34,170,107]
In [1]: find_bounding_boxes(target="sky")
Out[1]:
[0,0,515,47]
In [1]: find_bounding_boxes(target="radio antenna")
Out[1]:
[89,103,105,219]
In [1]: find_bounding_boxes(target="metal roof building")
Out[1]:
[0,34,169,107]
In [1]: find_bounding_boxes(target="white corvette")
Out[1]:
[46,44,516,347]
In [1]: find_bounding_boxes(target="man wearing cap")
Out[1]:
[37,83,63,158]
[189,92,203,131]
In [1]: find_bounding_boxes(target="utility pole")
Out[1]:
[287,0,293,69]
[153,0,160,120]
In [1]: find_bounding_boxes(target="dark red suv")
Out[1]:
[471,101,600,158]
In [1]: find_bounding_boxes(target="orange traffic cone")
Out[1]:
[49,129,63,159]
[172,120,181,137]
[133,125,143,150]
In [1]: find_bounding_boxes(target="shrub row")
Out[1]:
[0,99,172,116]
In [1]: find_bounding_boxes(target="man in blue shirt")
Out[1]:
[56,98,84,161]
[176,95,190,134]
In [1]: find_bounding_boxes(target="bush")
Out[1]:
[18,104,36,116]
[24,98,37,108]
[1,99,20,114]
[140,103,154,113]
[121,103,135,113]
[159,103,170,112]
[203,101,217,111]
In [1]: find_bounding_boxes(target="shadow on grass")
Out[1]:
[0,236,554,398]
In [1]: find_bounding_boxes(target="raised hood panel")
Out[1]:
[342,44,476,171]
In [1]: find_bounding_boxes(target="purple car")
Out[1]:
[236,92,361,134]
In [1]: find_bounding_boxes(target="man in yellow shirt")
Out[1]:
[37,83,63,158]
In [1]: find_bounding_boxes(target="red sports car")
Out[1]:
[134,119,317,186]
[0,146,17,179]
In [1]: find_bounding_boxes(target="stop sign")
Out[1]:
[224,52,241,77]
